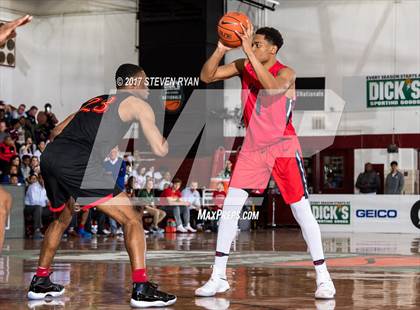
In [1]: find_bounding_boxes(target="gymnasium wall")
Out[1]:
[224,0,420,137]
[0,10,137,121]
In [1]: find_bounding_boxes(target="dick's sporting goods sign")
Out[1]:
[311,202,351,225]
[367,74,420,108]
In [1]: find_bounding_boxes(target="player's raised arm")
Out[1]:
[200,42,245,83]
[0,15,32,45]
[128,97,168,157]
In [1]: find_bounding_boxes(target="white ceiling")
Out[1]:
[0,0,137,16]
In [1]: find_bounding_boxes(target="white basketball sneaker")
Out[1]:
[195,274,230,297]
[315,277,336,299]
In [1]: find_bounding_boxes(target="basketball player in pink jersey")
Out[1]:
[195,23,335,299]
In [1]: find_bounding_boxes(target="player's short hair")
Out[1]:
[390,161,398,166]
[115,63,144,89]
[256,27,284,53]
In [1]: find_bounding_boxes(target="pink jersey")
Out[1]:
[241,60,297,151]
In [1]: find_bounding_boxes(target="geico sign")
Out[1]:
[356,209,397,218]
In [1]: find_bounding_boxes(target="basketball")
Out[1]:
[217,12,250,48]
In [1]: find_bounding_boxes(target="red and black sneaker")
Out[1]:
[130,281,176,308]
[27,274,65,299]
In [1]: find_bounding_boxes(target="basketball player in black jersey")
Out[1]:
[27,64,176,308]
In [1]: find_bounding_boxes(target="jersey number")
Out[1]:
[80,96,116,114]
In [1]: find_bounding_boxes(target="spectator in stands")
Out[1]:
[213,181,227,210]
[134,166,147,189]
[0,136,17,178]
[181,181,202,229]
[2,164,24,184]
[219,160,233,179]
[125,175,139,197]
[145,166,155,178]
[9,174,19,185]
[26,106,38,126]
[44,103,58,132]
[34,111,50,143]
[11,104,27,120]
[160,178,196,233]
[385,161,405,194]
[0,121,7,143]
[104,146,126,191]
[30,156,41,175]
[33,140,46,160]
[103,146,126,236]
[159,171,172,190]
[24,173,49,239]
[21,154,31,181]
[7,119,25,149]
[19,137,36,158]
[203,182,227,232]
[355,162,380,194]
[138,179,166,234]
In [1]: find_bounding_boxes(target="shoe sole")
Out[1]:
[130,297,177,308]
[27,288,65,300]
[195,286,230,297]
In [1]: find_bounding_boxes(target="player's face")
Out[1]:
[133,70,150,100]
[252,34,277,63]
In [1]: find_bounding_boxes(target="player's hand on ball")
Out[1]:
[236,21,254,55]
[217,40,232,52]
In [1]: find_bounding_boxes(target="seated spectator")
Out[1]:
[133,166,146,189]
[212,182,227,210]
[19,136,36,158]
[203,182,227,232]
[145,166,154,178]
[181,181,202,229]
[26,105,38,126]
[21,154,31,181]
[0,136,17,177]
[30,156,41,175]
[9,174,20,185]
[34,111,50,143]
[11,104,27,120]
[24,173,49,239]
[33,140,47,160]
[138,179,166,234]
[385,161,405,194]
[159,171,172,190]
[219,160,233,179]
[159,178,196,233]
[7,118,25,149]
[2,164,25,184]
[0,121,7,143]
[125,175,140,197]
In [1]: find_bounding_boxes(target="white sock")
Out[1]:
[213,187,249,278]
[290,196,328,278]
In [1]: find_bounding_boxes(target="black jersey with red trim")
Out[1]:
[44,92,132,167]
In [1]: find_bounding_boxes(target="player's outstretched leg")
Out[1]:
[28,198,75,299]
[290,197,336,299]
[96,192,176,308]
[195,187,249,297]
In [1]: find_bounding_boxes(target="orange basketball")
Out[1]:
[217,12,250,48]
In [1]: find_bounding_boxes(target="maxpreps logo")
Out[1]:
[356,209,397,218]
[311,202,350,224]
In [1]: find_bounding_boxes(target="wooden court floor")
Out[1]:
[0,230,419,309]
